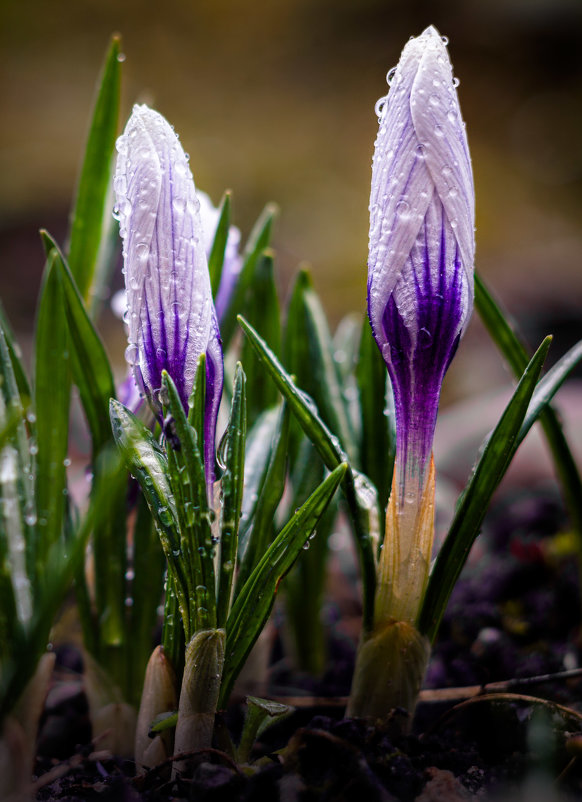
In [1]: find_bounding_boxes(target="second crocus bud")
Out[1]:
[114,104,223,486]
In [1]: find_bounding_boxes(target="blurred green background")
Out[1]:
[1,0,582,400]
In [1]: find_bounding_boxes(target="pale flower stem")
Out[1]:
[375,454,435,627]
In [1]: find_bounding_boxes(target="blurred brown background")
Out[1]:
[1,0,582,401]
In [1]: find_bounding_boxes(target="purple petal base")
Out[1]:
[377,200,469,495]
[139,307,223,492]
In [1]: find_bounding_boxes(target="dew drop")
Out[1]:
[386,66,397,85]
[395,200,411,218]
[125,344,139,365]
[136,242,149,261]
[374,96,387,119]
[441,35,449,45]
[419,328,432,348]
[453,77,460,88]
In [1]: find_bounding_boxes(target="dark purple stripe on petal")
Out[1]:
[380,196,468,494]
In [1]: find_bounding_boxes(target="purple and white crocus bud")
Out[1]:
[114,104,223,486]
[368,27,474,625]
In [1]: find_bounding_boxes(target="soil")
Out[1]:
[30,483,582,801]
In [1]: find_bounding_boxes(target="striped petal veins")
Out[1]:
[114,104,223,487]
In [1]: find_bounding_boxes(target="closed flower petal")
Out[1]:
[367,26,474,485]
[114,104,223,485]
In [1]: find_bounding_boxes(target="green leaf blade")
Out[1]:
[418,336,552,642]
[285,267,358,463]
[41,231,115,455]
[356,318,395,529]
[217,363,247,628]
[208,191,231,297]
[220,204,278,346]
[476,273,582,546]
[219,462,347,707]
[237,315,377,631]
[67,35,122,301]
[34,253,70,568]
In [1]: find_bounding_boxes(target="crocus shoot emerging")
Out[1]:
[348,27,474,721]
[110,104,347,767]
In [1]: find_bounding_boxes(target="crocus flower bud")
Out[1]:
[368,27,474,624]
[114,105,223,482]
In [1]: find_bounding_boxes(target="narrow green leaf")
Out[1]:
[356,318,395,531]
[237,696,292,763]
[129,491,166,700]
[0,301,31,405]
[109,398,189,627]
[285,267,358,462]
[0,323,34,571]
[238,405,281,546]
[236,402,289,594]
[91,447,128,659]
[284,438,338,675]
[239,316,344,468]
[162,370,216,633]
[476,273,582,541]
[0,450,120,722]
[67,35,121,301]
[239,249,281,427]
[238,315,377,630]
[162,578,185,681]
[41,231,115,454]
[217,363,247,628]
[518,339,582,445]
[34,253,70,568]
[219,462,347,706]
[188,355,207,469]
[418,336,552,642]
[208,191,231,297]
[220,204,278,346]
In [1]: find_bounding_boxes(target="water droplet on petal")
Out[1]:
[125,344,139,366]
[374,96,388,118]
[395,200,411,219]
[419,328,432,348]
